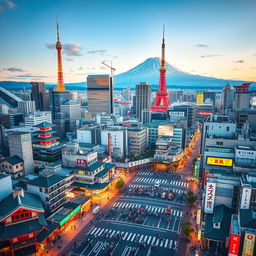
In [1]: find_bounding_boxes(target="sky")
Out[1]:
[0,0,256,83]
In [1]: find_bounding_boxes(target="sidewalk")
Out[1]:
[42,172,135,256]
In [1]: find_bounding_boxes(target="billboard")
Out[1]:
[204,182,216,213]
[196,91,204,104]
[158,126,174,136]
[77,159,87,167]
[207,157,233,167]
[242,232,255,256]
[128,158,150,168]
[240,188,252,209]
[229,234,241,256]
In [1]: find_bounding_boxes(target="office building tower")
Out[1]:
[221,84,234,113]
[25,111,52,127]
[136,82,151,121]
[9,113,24,128]
[8,131,34,174]
[18,100,36,117]
[50,89,71,120]
[87,74,113,115]
[204,91,216,107]
[31,82,50,111]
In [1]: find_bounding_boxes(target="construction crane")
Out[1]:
[101,61,116,77]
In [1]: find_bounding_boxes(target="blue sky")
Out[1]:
[0,0,256,83]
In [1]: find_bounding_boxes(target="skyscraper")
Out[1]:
[221,83,234,113]
[8,132,34,175]
[31,82,50,111]
[87,74,113,115]
[151,26,171,112]
[136,82,151,121]
[18,100,36,117]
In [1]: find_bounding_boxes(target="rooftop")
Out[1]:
[73,181,110,190]
[75,161,105,172]
[3,155,23,165]
[27,174,66,188]
[0,191,44,221]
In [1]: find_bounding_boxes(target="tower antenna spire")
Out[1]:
[57,20,60,42]
[163,24,165,41]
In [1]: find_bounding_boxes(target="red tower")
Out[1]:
[151,26,171,112]
[55,21,66,92]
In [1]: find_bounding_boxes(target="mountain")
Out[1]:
[114,57,252,89]
[0,57,253,91]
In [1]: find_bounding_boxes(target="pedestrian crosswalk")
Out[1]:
[111,202,183,217]
[137,171,154,176]
[128,184,184,194]
[134,177,189,188]
[88,227,177,249]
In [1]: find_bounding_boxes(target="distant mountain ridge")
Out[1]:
[0,57,253,90]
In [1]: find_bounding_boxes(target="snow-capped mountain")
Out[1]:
[114,57,248,89]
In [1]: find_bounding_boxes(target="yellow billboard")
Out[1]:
[242,233,255,256]
[206,157,233,167]
[158,126,174,136]
[196,91,204,104]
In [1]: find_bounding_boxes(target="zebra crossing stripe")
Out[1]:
[160,240,164,247]
[174,241,177,248]
[144,236,148,242]
[98,228,105,236]
[164,239,169,248]
[130,234,136,242]
[126,233,133,241]
[139,235,144,243]
[155,239,159,246]
[110,230,116,238]
[90,227,97,235]
[147,236,151,244]
[169,240,173,249]
[123,232,128,240]
[94,228,101,236]
[151,237,156,245]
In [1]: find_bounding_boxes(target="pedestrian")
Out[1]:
[90,220,93,224]
[74,225,76,230]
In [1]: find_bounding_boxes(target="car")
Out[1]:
[93,205,101,215]
[161,192,166,198]
[154,180,160,187]
[140,205,146,211]
[166,205,171,215]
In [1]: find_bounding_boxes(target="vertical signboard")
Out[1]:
[196,209,201,225]
[240,188,252,209]
[196,91,204,104]
[204,182,216,213]
[229,234,241,256]
[242,232,255,256]
[77,159,87,167]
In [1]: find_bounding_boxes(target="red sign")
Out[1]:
[77,159,87,167]
[229,234,241,256]
[197,112,212,116]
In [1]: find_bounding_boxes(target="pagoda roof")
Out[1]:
[34,122,53,128]
[33,136,59,142]
[0,213,46,240]
[33,130,56,135]
[0,191,44,222]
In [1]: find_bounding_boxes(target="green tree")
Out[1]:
[115,179,125,190]
[187,191,197,205]
[181,221,194,238]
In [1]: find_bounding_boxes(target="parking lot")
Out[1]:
[68,169,190,256]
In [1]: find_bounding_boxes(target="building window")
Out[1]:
[226,127,230,131]
[216,141,223,145]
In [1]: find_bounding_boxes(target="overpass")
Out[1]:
[0,87,23,108]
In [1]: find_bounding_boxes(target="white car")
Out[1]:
[154,180,160,187]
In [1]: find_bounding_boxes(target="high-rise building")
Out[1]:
[87,74,113,115]
[8,131,34,174]
[18,100,36,117]
[31,82,50,111]
[221,83,234,113]
[25,111,52,127]
[9,113,24,128]
[233,82,252,111]
[50,89,71,120]
[136,82,151,121]
[151,26,171,112]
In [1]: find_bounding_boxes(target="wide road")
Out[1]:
[68,167,193,256]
